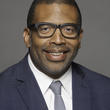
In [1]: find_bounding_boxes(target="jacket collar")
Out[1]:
[15,54,91,110]
[72,62,92,110]
[15,54,48,110]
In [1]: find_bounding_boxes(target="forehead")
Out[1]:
[33,3,79,24]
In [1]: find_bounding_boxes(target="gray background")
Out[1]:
[0,0,110,77]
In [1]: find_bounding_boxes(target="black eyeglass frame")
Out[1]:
[28,22,81,39]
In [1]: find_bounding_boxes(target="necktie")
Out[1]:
[50,81,66,110]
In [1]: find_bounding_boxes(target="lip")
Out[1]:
[43,49,69,62]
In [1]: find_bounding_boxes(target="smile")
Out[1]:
[49,52,63,56]
[43,50,69,62]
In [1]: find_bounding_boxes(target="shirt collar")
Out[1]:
[28,54,72,97]
[28,54,53,95]
[58,66,72,97]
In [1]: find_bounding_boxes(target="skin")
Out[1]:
[23,3,83,79]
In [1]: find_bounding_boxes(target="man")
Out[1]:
[0,0,110,110]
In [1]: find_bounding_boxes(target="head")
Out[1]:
[23,0,83,79]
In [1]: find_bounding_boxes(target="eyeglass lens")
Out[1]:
[35,23,80,38]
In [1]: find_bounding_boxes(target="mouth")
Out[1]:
[43,49,69,62]
[49,52,63,56]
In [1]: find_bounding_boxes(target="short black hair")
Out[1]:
[27,0,82,28]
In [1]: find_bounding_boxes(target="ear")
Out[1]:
[23,28,31,48]
[78,29,83,48]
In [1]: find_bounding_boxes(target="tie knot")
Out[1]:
[50,81,62,95]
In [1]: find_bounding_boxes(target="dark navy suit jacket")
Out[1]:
[0,55,110,110]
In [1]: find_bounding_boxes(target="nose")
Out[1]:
[49,29,66,45]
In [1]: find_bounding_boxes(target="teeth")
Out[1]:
[49,52,63,56]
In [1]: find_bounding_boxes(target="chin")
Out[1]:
[46,71,66,79]
[41,63,70,79]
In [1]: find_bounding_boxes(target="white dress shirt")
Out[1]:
[28,54,72,110]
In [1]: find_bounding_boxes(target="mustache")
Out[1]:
[43,45,70,53]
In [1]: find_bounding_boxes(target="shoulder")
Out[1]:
[77,62,110,81]
[73,63,110,108]
[0,63,20,85]
[73,62,110,91]
[0,55,27,83]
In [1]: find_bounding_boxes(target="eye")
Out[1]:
[39,25,51,34]
[64,26,75,33]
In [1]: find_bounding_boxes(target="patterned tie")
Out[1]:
[50,81,66,110]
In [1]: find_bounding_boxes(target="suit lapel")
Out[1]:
[72,63,92,110]
[15,55,92,110]
[15,55,48,110]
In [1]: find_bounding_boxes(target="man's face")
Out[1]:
[24,3,82,79]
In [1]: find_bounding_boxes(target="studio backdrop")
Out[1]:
[0,0,110,77]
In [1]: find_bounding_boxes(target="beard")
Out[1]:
[29,42,80,79]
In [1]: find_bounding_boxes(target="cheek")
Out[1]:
[68,40,80,50]
[29,41,44,66]
[31,34,50,49]
[30,43,42,60]
[66,40,80,60]
[30,36,49,58]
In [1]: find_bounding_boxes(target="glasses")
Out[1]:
[29,22,81,39]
